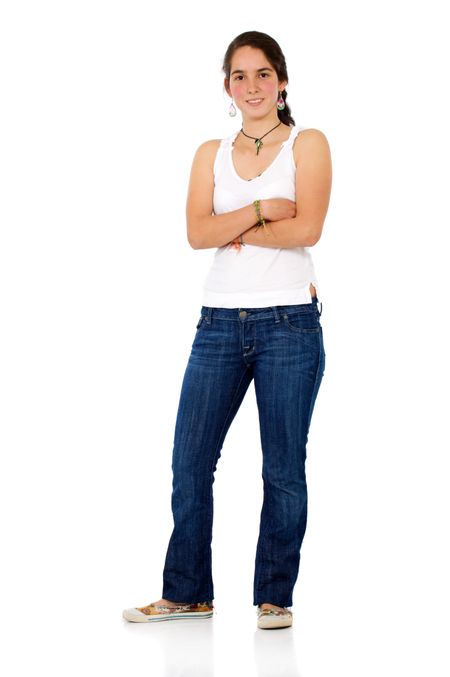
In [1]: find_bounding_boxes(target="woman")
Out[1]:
[123,30,332,630]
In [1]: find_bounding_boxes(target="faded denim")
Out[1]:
[162,296,326,608]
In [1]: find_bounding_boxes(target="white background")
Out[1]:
[1,1,449,675]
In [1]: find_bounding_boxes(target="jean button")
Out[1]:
[239,310,247,319]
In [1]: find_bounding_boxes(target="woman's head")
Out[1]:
[222,31,295,127]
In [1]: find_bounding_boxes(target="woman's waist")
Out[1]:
[206,249,314,279]
[200,295,319,318]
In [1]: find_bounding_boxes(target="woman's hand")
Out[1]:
[259,198,297,222]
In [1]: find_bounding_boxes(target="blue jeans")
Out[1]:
[162,296,326,607]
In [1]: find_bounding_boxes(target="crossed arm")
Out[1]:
[228,214,316,249]
[186,129,332,250]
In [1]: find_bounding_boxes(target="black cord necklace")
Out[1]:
[239,121,282,155]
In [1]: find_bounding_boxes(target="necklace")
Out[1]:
[239,121,282,155]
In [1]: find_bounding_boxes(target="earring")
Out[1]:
[229,99,237,117]
[277,91,285,110]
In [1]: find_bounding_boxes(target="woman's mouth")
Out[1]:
[247,98,264,106]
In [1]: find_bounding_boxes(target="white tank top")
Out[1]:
[200,124,320,308]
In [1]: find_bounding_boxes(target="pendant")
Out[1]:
[255,138,263,155]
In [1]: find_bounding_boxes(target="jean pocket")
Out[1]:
[281,311,320,334]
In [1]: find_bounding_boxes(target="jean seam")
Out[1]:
[306,328,325,431]
[207,366,251,487]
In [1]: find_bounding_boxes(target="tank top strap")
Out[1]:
[283,124,307,150]
[213,133,235,181]
[228,129,240,147]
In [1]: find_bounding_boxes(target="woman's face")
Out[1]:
[226,45,287,118]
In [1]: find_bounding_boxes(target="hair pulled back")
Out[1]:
[222,30,295,127]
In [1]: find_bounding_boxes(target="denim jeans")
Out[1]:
[162,296,326,608]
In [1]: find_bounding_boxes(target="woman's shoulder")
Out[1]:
[191,137,228,173]
[196,128,238,153]
[293,127,329,143]
[199,138,222,152]
[196,136,229,154]
[292,127,331,164]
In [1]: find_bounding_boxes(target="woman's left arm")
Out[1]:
[233,129,332,249]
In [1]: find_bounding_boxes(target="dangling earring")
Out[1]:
[229,99,237,117]
[277,91,285,110]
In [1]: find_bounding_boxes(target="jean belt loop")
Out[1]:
[205,307,212,324]
[271,306,281,323]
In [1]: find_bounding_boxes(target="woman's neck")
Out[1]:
[240,118,289,139]
[238,119,291,144]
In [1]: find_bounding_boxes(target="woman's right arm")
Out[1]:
[186,140,259,249]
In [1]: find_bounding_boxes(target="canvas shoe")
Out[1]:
[123,600,214,623]
[257,604,293,629]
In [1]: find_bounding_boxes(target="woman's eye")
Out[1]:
[233,73,270,81]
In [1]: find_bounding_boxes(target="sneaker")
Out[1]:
[257,604,293,629]
[123,600,214,623]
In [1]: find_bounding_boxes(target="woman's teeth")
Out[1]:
[247,98,263,105]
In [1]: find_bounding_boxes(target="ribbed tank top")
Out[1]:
[200,124,320,308]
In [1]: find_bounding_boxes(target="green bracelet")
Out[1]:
[253,199,268,233]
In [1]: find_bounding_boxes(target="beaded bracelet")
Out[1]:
[253,199,269,234]
[230,199,267,252]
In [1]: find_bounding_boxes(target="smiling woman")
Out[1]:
[123,30,331,632]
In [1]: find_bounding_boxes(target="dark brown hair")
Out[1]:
[222,31,295,127]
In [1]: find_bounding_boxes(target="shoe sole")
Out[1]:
[123,608,214,623]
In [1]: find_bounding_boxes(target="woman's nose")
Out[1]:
[247,82,260,93]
